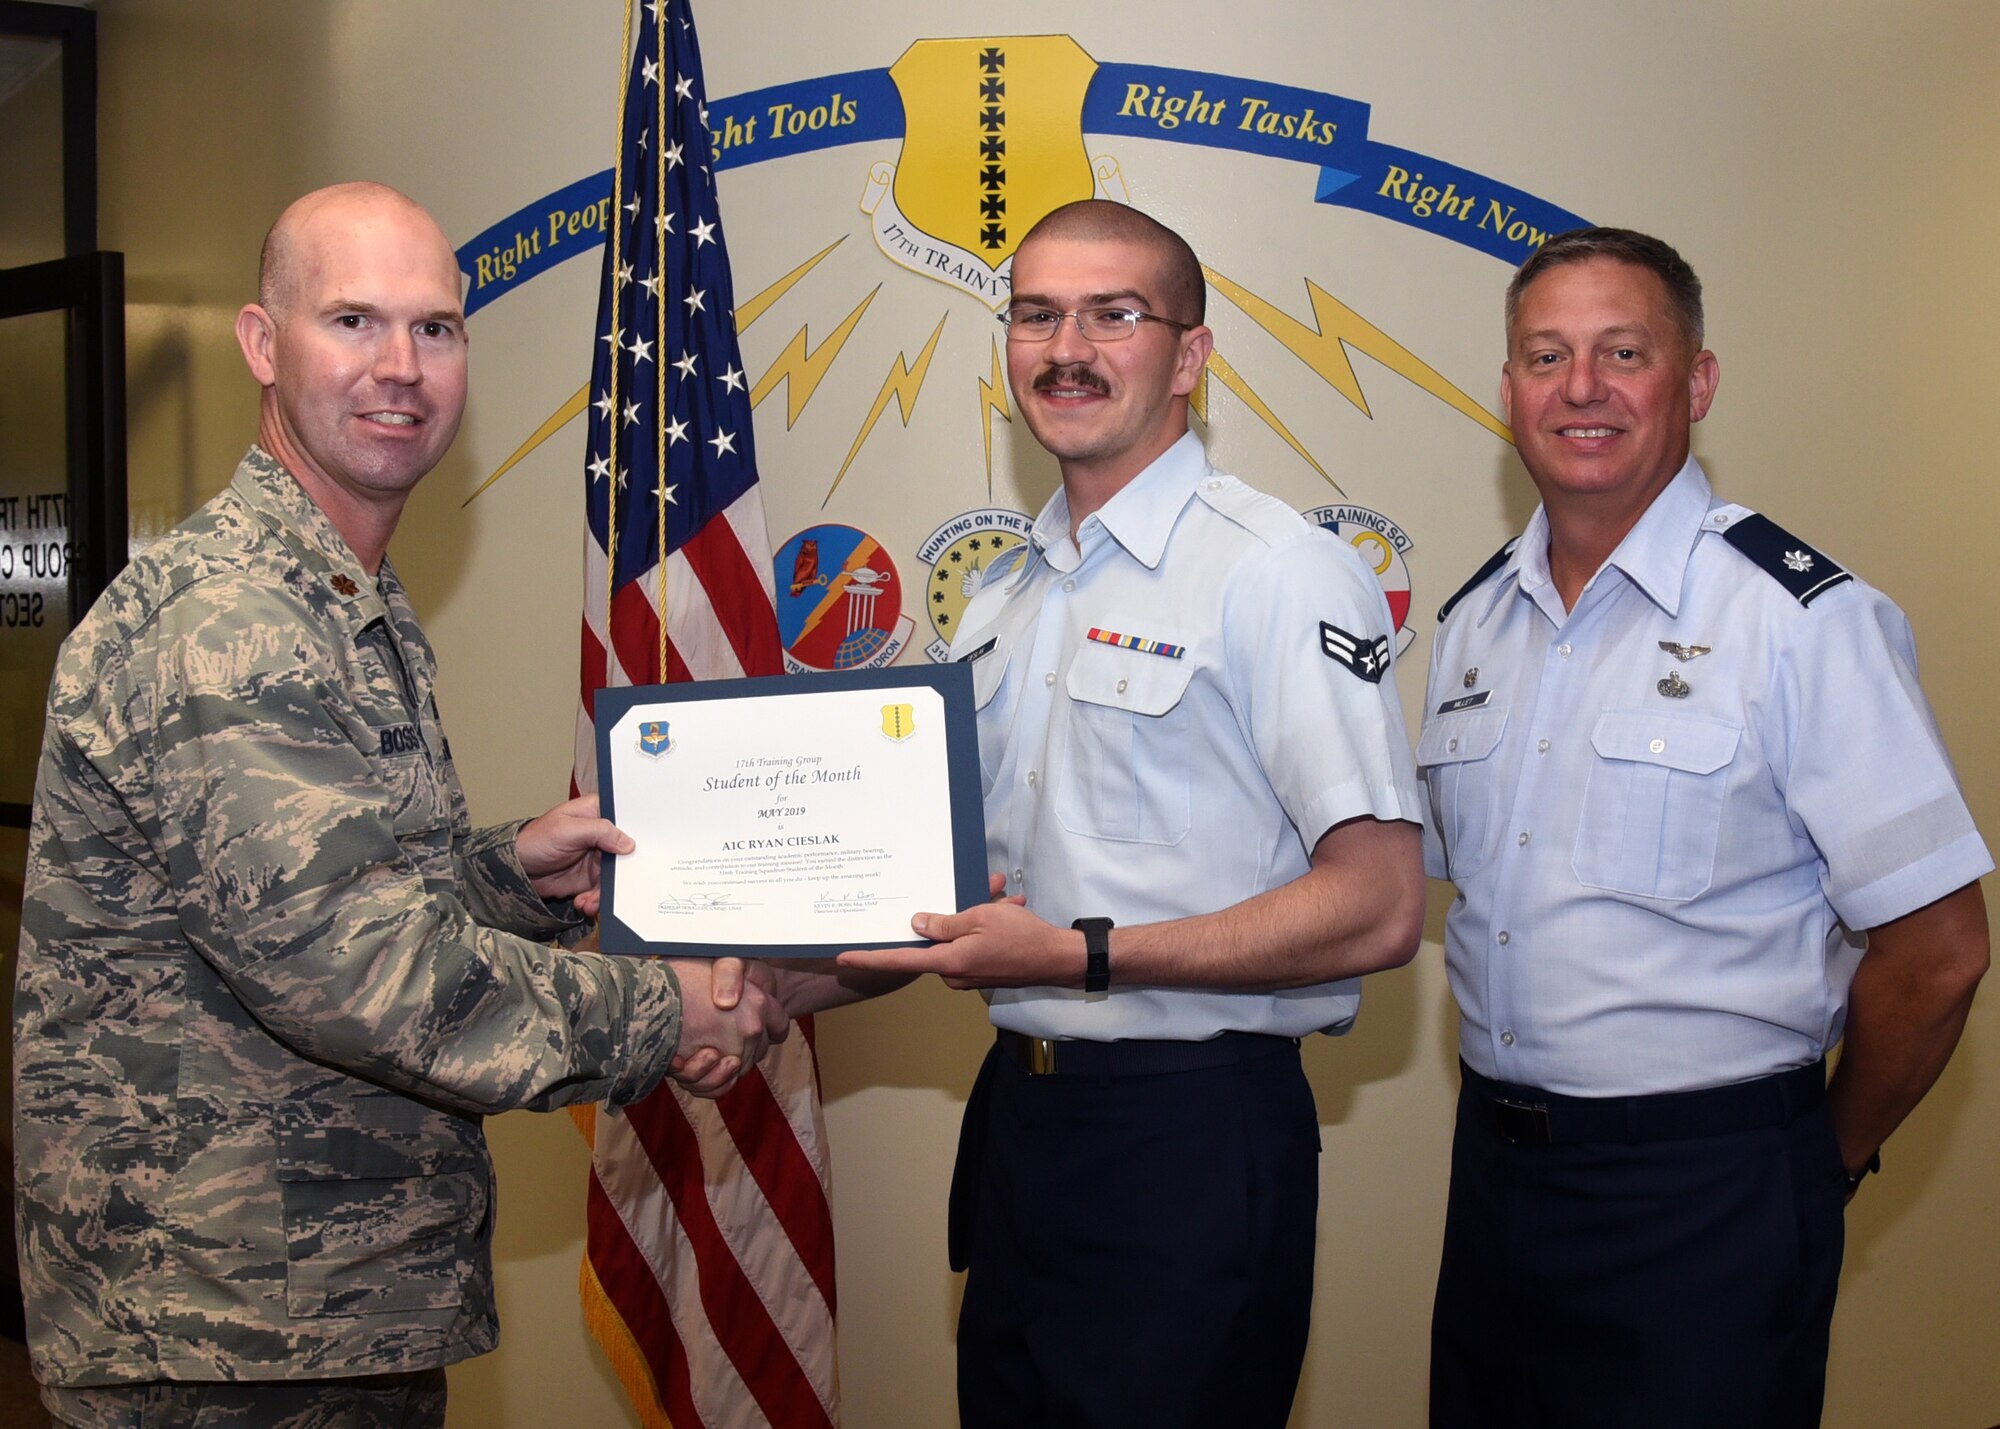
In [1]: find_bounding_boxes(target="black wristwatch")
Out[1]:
[1073,917,1113,994]
[1844,1149,1880,1197]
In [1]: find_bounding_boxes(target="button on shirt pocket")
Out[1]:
[1057,640,1196,845]
[1416,707,1508,880]
[1573,711,1741,901]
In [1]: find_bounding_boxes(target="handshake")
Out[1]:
[663,958,794,1098]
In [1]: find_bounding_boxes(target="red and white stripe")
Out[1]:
[575,444,837,1429]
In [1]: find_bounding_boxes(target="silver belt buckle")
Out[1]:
[1026,1036,1058,1075]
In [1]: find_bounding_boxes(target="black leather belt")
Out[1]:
[1462,1059,1827,1146]
[998,1029,1296,1078]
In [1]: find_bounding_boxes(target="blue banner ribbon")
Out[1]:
[460,168,613,317]
[708,68,903,172]
[1314,141,1587,263]
[457,60,1586,316]
[1083,64,1369,171]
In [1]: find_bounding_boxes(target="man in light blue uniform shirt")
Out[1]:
[843,200,1425,1428]
[1422,227,1991,1428]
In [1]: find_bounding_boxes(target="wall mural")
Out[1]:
[453,35,1586,670]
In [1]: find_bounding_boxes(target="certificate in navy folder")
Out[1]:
[594,662,988,958]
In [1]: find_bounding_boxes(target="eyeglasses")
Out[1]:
[997,305,1190,343]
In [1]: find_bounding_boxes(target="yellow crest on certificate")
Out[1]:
[887,36,1097,266]
[880,703,918,742]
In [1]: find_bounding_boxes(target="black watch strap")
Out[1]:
[1073,917,1113,994]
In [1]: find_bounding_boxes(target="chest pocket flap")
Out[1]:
[1576,711,1741,901]
[1589,712,1740,773]
[1416,707,1507,768]
[1416,706,1507,881]
[1058,635,1196,845]
[1065,640,1196,715]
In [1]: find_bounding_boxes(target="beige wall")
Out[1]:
[56,1,2000,1424]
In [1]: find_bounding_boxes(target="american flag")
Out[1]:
[572,2,839,1425]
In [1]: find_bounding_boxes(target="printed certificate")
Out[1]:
[594,664,987,957]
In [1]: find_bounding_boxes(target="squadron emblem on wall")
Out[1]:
[772,523,915,672]
[914,507,1034,661]
[1302,503,1417,654]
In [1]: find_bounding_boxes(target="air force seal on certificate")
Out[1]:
[1303,502,1417,654]
[638,721,673,757]
[915,507,1033,661]
[880,703,918,741]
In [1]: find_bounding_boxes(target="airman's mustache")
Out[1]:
[1033,364,1110,395]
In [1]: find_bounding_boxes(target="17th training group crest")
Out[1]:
[862,36,1108,307]
[880,703,917,741]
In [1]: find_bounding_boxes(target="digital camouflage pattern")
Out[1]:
[13,448,686,1387]
[45,1366,448,1428]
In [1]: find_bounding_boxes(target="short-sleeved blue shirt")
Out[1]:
[1421,458,1990,1096]
[954,432,1422,1042]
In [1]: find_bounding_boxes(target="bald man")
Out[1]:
[12,183,783,1428]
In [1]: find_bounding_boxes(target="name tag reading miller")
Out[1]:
[594,664,988,958]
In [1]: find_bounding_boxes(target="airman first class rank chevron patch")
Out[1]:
[1319,621,1390,682]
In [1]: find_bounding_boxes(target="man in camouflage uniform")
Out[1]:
[12,182,783,1428]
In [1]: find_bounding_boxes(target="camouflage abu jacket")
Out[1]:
[13,448,686,1386]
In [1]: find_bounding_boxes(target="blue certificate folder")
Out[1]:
[593,662,988,958]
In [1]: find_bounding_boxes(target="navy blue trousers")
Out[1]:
[953,1039,1320,1429]
[1430,1071,1846,1429]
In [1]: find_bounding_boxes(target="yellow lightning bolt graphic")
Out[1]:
[751,285,879,429]
[736,235,843,332]
[977,338,1013,499]
[461,383,590,507]
[821,311,949,507]
[1197,350,1338,491]
[795,537,883,642]
[464,237,848,505]
[1204,266,1512,443]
